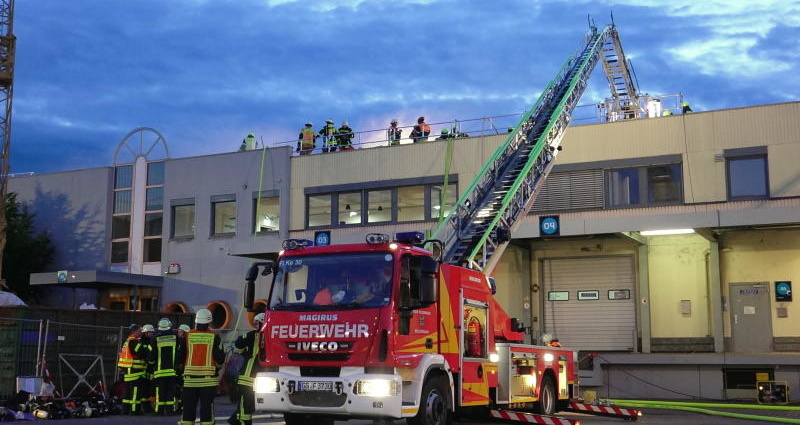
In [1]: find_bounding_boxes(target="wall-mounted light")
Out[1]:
[640,229,695,236]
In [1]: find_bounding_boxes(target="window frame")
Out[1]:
[170,199,196,240]
[305,181,458,229]
[726,154,769,200]
[111,165,134,264]
[252,190,280,234]
[605,163,683,208]
[211,195,237,237]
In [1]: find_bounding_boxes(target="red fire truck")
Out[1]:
[244,22,644,425]
[245,232,575,425]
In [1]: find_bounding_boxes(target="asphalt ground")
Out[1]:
[5,398,800,424]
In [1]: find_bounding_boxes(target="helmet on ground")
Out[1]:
[157,317,172,331]
[195,308,213,324]
[391,118,398,124]
[142,324,155,333]
[326,119,334,124]
[305,121,313,126]
[441,128,449,134]
[179,324,191,333]
[254,313,265,324]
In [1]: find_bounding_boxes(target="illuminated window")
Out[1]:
[212,197,237,236]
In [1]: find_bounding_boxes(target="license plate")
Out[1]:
[298,381,333,391]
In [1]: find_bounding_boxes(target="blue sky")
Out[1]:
[11,0,800,174]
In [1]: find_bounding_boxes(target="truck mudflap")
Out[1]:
[489,409,580,425]
[565,402,641,420]
[253,371,404,419]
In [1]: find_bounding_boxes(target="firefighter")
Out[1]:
[336,121,355,151]
[387,118,402,146]
[180,308,225,425]
[176,324,191,413]
[117,324,149,415]
[239,133,256,151]
[140,324,156,413]
[319,119,338,153]
[228,313,265,425]
[297,122,317,155]
[682,101,693,114]
[151,317,183,415]
[410,116,431,143]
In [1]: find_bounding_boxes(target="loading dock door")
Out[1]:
[543,256,636,351]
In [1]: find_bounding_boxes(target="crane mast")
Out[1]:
[430,23,639,274]
[0,0,14,287]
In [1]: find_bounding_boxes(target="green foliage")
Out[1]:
[2,192,56,301]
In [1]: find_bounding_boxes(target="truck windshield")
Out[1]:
[269,252,393,311]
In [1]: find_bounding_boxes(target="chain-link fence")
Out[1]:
[0,307,193,403]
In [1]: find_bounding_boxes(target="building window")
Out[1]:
[143,162,164,262]
[338,192,362,225]
[212,198,237,235]
[254,195,280,233]
[430,184,457,220]
[727,155,768,199]
[112,165,133,264]
[172,203,195,238]
[306,182,457,228]
[367,189,391,223]
[308,194,332,227]
[607,164,682,207]
[398,186,425,222]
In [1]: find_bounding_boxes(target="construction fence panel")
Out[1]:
[0,315,44,401]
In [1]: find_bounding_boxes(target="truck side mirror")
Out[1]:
[418,257,439,306]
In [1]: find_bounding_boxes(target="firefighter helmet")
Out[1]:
[179,324,191,333]
[195,308,213,324]
[254,313,265,324]
[157,317,172,331]
[142,324,154,333]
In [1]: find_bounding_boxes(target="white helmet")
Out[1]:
[195,308,213,324]
[142,324,155,333]
[540,333,553,345]
[254,313,265,324]
[178,324,191,333]
[157,317,172,331]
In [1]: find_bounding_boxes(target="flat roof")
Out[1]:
[29,270,163,288]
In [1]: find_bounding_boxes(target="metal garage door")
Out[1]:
[543,256,636,351]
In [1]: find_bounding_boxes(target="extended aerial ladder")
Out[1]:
[430,22,640,274]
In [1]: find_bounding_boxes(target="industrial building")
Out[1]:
[9,100,800,400]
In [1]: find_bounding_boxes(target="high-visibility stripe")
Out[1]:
[184,331,216,376]
[489,409,579,425]
[567,402,640,418]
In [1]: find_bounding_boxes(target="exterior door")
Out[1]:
[729,282,773,352]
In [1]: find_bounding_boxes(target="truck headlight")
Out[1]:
[254,376,280,393]
[354,379,399,397]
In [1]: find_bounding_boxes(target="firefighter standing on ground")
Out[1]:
[180,308,225,425]
[297,122,317,155]
[151,317,184,415]
[175,324,191,413]
[228,313,265,425]
[117,324,150,415]
[140,324,156,412]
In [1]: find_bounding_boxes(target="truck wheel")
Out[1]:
[535,375,556,416]
[285,413,334,425]
[408,376,451,425]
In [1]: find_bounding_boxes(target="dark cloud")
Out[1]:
[9,0,799,173]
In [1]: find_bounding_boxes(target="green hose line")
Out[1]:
[609,399,800,411]
[611,402,800,424]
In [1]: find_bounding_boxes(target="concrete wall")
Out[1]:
[647,234,712,338]
[8,167,113,270]
[720,229,800,338]
[160,147,291,314]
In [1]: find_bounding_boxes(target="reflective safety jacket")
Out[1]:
[299,127,316,149]
[182,330,224,387]
[117,336,148,380]
[234,330,262,386]
[152,330,183,378]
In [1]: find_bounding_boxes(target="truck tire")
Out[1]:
[408,376,451,425]
[535,375,557,416]
[285,413,334,425]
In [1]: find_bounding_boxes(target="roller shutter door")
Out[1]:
[543,256,635,351]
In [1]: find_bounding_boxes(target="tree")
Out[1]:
[2,192,55,301]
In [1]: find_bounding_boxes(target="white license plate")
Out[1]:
[298,381,333,391]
